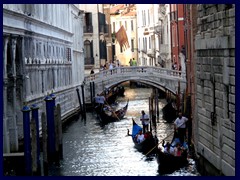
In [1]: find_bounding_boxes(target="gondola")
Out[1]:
[128,119,158,155]
[162,101,177,123]
[95,99,129,124]
[102,87,120,105]
[156,131,189,175]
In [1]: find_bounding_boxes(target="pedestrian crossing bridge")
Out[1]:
[84,66,186,102]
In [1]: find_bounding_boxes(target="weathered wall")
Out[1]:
[194,4,235,176]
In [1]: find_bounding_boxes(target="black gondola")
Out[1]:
[162,101,177,123]
[128,119,158,155]
[95,100,129,124]
[156,132,189,175]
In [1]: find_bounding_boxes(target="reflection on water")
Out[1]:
[49,86,200,176]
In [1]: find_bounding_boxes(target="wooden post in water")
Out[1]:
[54,106,60,165]
[22,105,32,176]
[30,119,37,175]
[81,84,86,117]
[41,112,48,176]
[57,104,63,160]
[92,82,95,100]
[90,82,93,106]
[76,87,83,114]
[31,104,41,175]
[156,89,159,119]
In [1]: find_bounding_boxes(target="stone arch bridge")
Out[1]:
[83,66,186,103]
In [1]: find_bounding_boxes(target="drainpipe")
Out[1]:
[170,5,173,63]
[176,5,180,67]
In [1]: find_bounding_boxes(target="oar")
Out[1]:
[141,130,175,158]
[142,120,187,157]
[104,100,121,121]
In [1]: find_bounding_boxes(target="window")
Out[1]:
[125,21,127,30]
[148,10,150,25]
[149,37,151,49]
[145,37,147,51]
[131,20,134,31]
[131,39,134,52]
[66,47,71,61]
[113,22,115,32]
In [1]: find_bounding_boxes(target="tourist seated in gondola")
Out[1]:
[135,130,145,144]
[174,143,183,156]
[162,140,174,155]
[95,94,105,105]
[144,131,152,139]
[103,105,113,116]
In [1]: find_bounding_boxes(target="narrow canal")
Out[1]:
[49,85,200,176]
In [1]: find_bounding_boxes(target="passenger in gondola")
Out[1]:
[162,140,174,155]
[135,130,145,144]
[174,143,183,157]
[144,131,152,139]
[94,94,105,109]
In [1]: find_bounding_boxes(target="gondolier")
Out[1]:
[140,110,149,134]
[174,112,188,145]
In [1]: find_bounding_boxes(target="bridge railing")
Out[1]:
[84,66,186,83]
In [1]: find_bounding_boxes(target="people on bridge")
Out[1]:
[129,58,133,66]
[132,58,137,66]
[174,112,188,145]
[109,61,114,75]
[116,59,121,67]
[140,110,150,134]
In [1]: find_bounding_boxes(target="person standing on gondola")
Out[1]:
[174,112,188,145]
[140,110,150,134]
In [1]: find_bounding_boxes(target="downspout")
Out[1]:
[176,5,180,66]
[170,5,173,63]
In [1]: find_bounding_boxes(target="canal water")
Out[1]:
[49,85,200,176]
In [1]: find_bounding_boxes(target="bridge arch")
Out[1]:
[83,66,186,103]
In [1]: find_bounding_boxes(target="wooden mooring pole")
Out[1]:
[41,112,48,176]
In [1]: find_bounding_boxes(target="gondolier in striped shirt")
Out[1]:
[140,110,150,134]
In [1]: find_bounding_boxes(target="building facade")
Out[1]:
[110,4,138,66]
[170,4,185,71]
[3,4,85,153]
[136,4,171,68]
[80,4,110,70]
[193,4,235,176]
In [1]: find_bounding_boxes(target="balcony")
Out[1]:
[84,26,93,34]
[147,49,155,57]
[154,25,162,34]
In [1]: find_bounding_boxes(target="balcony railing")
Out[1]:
[84,26,93,33]
[154,25,162,34]
[147,49,155,57]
